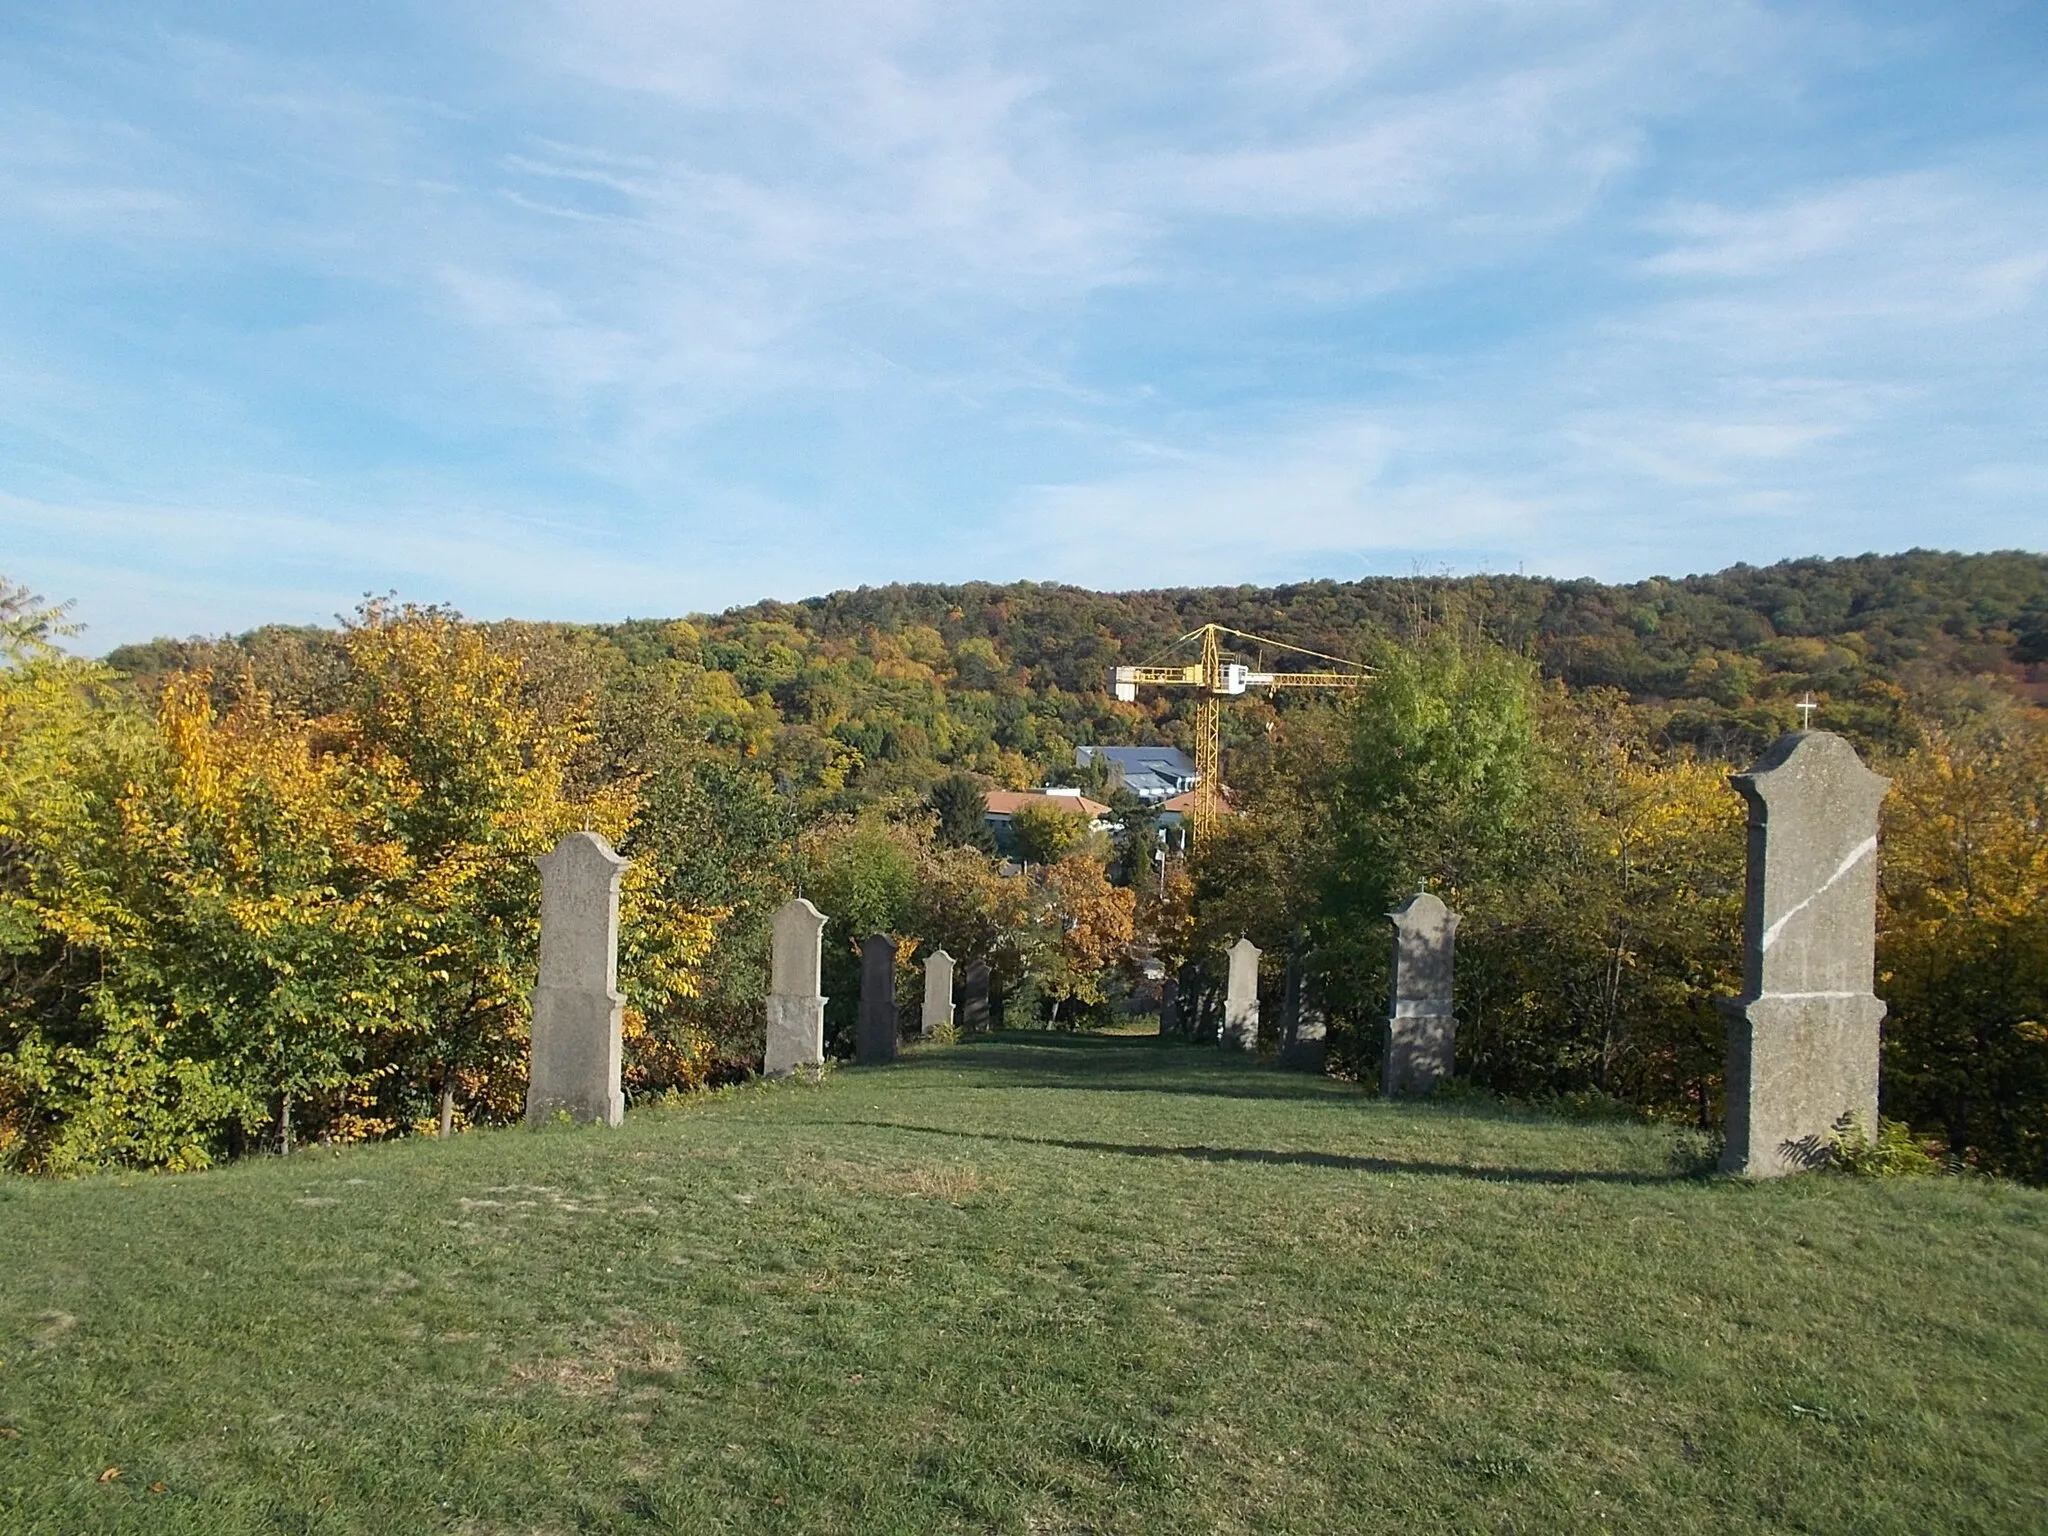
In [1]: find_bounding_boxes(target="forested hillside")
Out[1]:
[107,550,2048,802]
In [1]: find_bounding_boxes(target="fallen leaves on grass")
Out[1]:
[98,1467,120,1483]
[802,1155,993,1202]
[510,1323,692,1398]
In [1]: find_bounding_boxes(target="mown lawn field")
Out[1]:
[2,1033,2044,1534]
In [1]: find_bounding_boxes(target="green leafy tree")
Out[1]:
[928,772,995,851]
[1010,803,1084,866]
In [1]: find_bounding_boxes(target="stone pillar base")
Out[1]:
[1720,993,1885,1177]
[1383,1011,1454,1097]
[1278,1034,1326,1072]
[1222,1007,1258,1052]
[526,986,625,1127]
[765,993,826,1077]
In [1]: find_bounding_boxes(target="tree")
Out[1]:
[1879,704,2048,1179]
[1296,628,1543,1024]
[336,601,628,1137]
[1105,787,1159,888]
[1010,854,1136,1027]
[1009,803,1084,866]
[928,772,995,851]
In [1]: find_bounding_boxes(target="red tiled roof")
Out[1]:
[984,789,1110,818]
[1161,788,1232,815]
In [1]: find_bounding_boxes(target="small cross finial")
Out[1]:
[1797,693,1818,729]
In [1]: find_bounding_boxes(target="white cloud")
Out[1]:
[1008,412,1541,585]
[0,0,2041,644]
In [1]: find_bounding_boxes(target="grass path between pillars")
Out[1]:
[2,1032,2045,1534]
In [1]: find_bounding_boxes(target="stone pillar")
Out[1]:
[1222,937,1260,1052]
[1720,730,1890,1177]
[1180,960,1214,1044]
[857,933,899,1065]
[959,961,992,1031]
[921,948,955,1038]
[1158,977,1180,1037]
[765,898,828,1077]
[1384,892,1458,1096]
[526,832,630,1127]
[1278,952,1327,1072]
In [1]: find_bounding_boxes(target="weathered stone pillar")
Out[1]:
[765,898,828,1077]
[1720,730,1890,1177]
[959,960,991,1031]
[1222,937,1260,1052]
[526,831,630,1127]
[1384,891,1458,1096]
[857,933,899,1065]
[1278,952,1327,1072]
[921,948,955,1038]
[1180,960,1214,1044]
[1158,977,1180,1037]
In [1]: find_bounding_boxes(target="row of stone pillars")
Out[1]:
[765,902,993,1076]
[522,844,997,1122]
[1155,730,1889,1178]
[521,728,1888,1180]
[1161,889,1456,1095]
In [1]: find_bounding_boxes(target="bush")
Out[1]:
[1827,1114,1944,1178]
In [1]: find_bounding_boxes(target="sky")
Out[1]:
[2,2,2045,650]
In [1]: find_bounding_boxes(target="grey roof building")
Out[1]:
[1075,745,1199,803]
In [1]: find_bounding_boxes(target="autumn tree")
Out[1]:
[1009,803,1084,866]
[1879,702,2048,1179]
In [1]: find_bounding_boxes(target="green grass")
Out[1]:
[2,1034,2044,1534]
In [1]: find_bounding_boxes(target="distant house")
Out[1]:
[1074,745,1198,803]
[983,787,1111,856]
[1154,786,1231,850]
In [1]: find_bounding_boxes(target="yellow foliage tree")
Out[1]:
[1878,707,2048,1177]
[1,589,721,1170]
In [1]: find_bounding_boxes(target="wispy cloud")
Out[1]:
[0,1,2041,646]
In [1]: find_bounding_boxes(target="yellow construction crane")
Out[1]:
[1112,623,1370,835]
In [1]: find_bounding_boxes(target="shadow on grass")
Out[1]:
[900,1032,1354,1103]
[830,1119,1690,1187]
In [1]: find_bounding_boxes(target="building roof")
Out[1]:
[1077,744,1197,776]
[984,789,1110,819]
[1077,744,1198,802]
[1160,788,1233,816]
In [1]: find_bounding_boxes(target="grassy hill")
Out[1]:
[3,1035,2043,1533]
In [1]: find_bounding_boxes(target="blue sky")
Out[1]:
[2,1,2044,649]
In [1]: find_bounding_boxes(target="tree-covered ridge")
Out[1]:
[105,551,2048,801]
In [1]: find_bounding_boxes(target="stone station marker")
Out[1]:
[525,831,630,1127]
[1180,959,1214,1043]
[921,948,955,1038]
[1720,730,1890,1177]
[857,933,899,1065]
[959,960,991,1032]
[1278,952,1327,1072]
[1222,936,1260,1052]
[765,898,828,1077]
[1384,891,1458,1096]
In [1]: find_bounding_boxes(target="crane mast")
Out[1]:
[1111,623,1369,836]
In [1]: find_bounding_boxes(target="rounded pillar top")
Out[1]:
[1388,890,1457,933]
[1731,730,1890,814]
[536,829,630,879]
